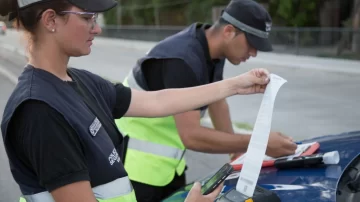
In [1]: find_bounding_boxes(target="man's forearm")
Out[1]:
[182,126,250,153]
[208,99,234,134]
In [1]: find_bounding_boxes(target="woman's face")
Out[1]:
[52,6,102,57]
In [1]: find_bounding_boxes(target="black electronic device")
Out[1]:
[201,163,234,195]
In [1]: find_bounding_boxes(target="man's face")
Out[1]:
[222,26,257,65]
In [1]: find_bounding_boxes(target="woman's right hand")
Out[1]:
[185,182,224,202]
[232,68,270,95]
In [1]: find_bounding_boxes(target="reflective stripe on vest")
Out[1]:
[119,70,208,186]
[125,70,207,160]
[128,137,184,160]
[20,176,135,202]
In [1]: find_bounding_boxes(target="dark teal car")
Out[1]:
[163,131,360,202]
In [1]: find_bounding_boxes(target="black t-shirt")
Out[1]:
[7,80,131,192]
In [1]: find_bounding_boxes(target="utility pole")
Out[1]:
[153,0,160,26]
[116,0,122,26]
[352,0,360,52]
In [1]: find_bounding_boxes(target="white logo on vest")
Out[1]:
[109,148,121,165]
[89,117,102,136]
[265,22,272,32]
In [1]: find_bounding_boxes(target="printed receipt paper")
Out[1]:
[236,74,287,197]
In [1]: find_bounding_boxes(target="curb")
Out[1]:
[0,64,18,84]
[0,43,26,57]
[93,36,360,75]
[96,37,360,75]
[1,30,360,76]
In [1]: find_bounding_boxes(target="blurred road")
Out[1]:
[1,30,360,201]
[0,66,22,202]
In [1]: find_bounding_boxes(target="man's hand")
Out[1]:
[266,131,297,158]
[229,152,244,161]
[228,131,296,161]
[185,182,223,202]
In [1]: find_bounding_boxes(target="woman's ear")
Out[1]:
[40,9,57,32]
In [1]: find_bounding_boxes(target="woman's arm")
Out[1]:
[124,68,269,117]
[125,78,236,117]
[51,181,97,202]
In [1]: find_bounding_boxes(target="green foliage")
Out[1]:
[184,0,212,24]
[103,6,117,25]
[268,0,320,27]
[185,0,230,24]
[103,0,321,27]
[103,0,231,26]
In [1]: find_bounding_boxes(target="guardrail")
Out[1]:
[100,26,360,59]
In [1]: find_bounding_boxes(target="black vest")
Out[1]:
[132,23,225,112]
[133,23,225,89]
[1,65,127,195]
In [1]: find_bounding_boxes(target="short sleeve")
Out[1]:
[72,68,118,114]
[112,83,132,119]
[96,77,118,112]
[8,99,90,192]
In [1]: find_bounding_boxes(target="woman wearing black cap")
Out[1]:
[0,0,271,201]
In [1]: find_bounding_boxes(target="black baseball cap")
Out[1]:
[5,0,117,20]
[221,0,273,52]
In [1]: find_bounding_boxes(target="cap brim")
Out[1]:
[8,0,117,21]
[68,0,117,13]
[245,32,273,52]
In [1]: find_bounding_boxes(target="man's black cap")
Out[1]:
[221,0,273,52]
[4,0,117,20]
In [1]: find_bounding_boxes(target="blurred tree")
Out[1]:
[104,0,232,26]
[336,0,360,54]
[267,0,321,27]
[351,0,360,52]
[103,6,117,25]
[103,0,329,27]
[185,0,229,24]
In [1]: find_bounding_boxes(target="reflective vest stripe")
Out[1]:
[119,70,204,186]
[21,176,134,202]
[126,71,188,160]
[23,192,53,202]
[128,137,184,160]
[93,176,132,199]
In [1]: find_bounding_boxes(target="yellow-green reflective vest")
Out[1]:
[116,71,206,186]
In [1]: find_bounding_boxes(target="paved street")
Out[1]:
[0,30,360,201]
[0,72,22,202]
